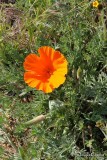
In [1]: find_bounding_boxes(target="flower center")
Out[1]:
[45,67,54,78]
[46,69,52,76]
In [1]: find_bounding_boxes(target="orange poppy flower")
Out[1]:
[23,46,68,93]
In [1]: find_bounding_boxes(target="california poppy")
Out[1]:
[23,46,68,93]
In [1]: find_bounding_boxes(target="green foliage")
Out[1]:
[0,0,107,159]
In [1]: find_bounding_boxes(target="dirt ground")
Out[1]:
[0,0,16,4]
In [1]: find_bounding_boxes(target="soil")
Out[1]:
[0,0,16,3]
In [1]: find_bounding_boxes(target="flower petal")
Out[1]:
[35,81,54,93]
[23,54,39,71]
[55,67,68,76]
[24,72,41,88]
[49,72,66,88]
[43,83,54,93]
[24,53,50,74]
[38,46,55,60]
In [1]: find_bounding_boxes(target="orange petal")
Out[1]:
[55,67,68,75]
[52,51,68,68]
[24,54,39,64]
[42,82,54,93]
[24,72,41,88]
[38,46,55,60]
[52,51,65,62]
[23,54,39,71]
[49,72,66,89]
[24,54,50,73]
[24,72,54,93]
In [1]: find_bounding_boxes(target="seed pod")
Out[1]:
[77,67,82,79]
[25,115,46,126]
